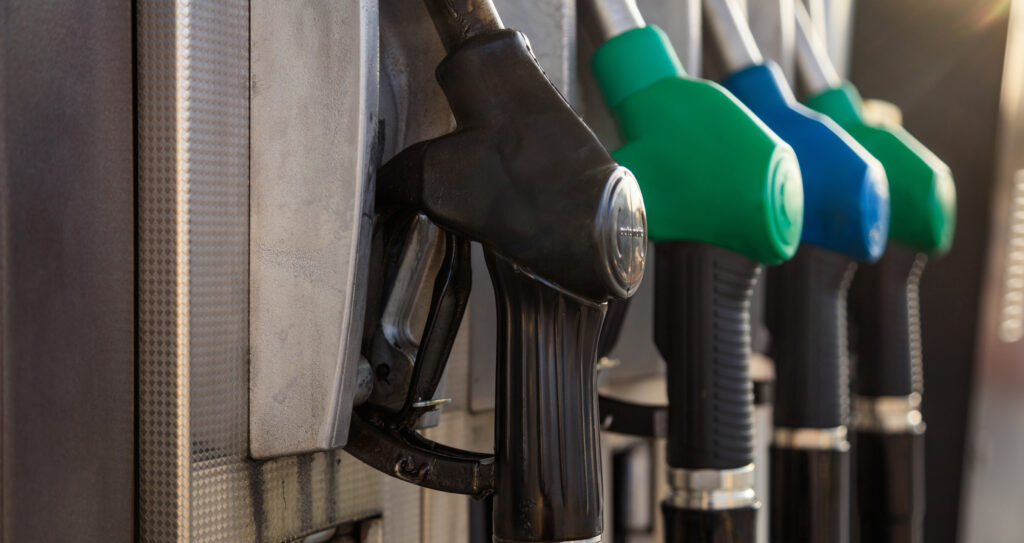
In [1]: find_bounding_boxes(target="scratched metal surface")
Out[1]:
[136,0,587,540]
[248,0,379,458]
[136,2,380,541]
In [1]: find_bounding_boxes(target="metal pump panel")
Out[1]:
[249,0,379,458]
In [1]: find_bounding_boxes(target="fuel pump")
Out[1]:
[701,2,891,541]
[580,0,805,540]
[341,2,647,543]
[793,5,957,542]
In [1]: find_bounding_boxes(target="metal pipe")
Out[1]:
[793,1,842,95]
[746,0,796,85]
[681,0,703,76]
[702,0,764,73]
[581,0,646,42]
[422,0,504,52]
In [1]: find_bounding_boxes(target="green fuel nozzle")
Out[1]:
[585,3,799,540]
[794,5,951,541]
[794,3,956,255]
[591,24,803,265]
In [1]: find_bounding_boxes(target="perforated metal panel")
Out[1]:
[137,2,380,541]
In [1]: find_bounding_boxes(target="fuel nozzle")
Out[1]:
[704,0,890,261]
[794,2,955,256]
[358,2,648,543]
[582,1,804,540]
[700,2,898,541]
[794,4,956,541]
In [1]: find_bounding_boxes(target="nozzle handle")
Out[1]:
[766,247,856,429]
[850,246,927,542]
[655,242,758,470]
[850,245,926,397]
[489,255,606,543]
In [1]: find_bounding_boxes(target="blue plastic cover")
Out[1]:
[722,63,890,261]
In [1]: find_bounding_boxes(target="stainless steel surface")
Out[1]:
[665,464,758,510]
[250,0,379,459]
[993,170,1024,344]
[494,0,578,103]
[802,0,827,56]
[1,1,134,540]
[601,252,666,384]
[137,2,381,540]
[354,358,374,407]
[772,426,849,450]
[853,394,925,434]
[422,0,505,52]
[371,215,446,412]
[493,532,602,536]
[582,0,646,41]
[750,352,775,543]
[597,168,648,297]
[702,0,764,73]
[468,0,579,412]
[793,0,842,95]
[747,0,796,86]
[638,0,702,75]
[302,528,337,543]
[619,443,656,533]
[600,378,669,541]
[754,403,773,543]
[806,0,854,78]
[965,1,1024,541]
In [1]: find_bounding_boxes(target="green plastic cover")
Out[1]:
[592,26,804,264]
[805,83,956,254]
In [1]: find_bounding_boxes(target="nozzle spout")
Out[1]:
[582,0,646,42]
[423,0,504,52]
[794,1,842,95]
[703,0,764,72]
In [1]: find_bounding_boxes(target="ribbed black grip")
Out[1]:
[854,432,925,543]
[662,502,757,543]
[849,245,927,397]
[488,255,606,543]
[654,241,758,470]
[769,446,850,543]
[766,246,856,429]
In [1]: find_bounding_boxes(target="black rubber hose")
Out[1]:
[662,503,757,543]
[769,446,850,543]
[854,432,925,543]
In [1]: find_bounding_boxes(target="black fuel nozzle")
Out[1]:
[360,4,648,543]
[378,24,644,302]
[764,246,856,543]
